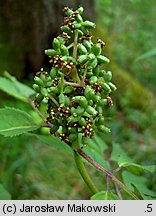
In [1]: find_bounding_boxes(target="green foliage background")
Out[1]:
[0,0,156,199]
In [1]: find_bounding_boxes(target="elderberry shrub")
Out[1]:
[33,7,116,148]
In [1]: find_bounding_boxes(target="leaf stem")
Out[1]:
[106,175,111,193]
[64,81,81,87]
[67,42,74,49]
[73,30,78,59]
[28,99,53,128]
[77,149,139,200]
[113,182,123,200]
[71,30,81,84]
[74,150,98,195]
[82,67,88,82]
[28,99,47,122]
[48,94,59,107]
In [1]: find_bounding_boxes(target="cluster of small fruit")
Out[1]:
[33,6,116,148]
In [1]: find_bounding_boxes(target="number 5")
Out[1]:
[147,204,152,212]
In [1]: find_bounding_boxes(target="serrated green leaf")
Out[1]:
[83,137,110,170]
[122,171,156,199]
[28,134,72,154]
[0,107,39,137]
[0,73,35,102]
[93,133,108,152]
[91,190,119,200]
[0,184,11,200]
[111,143,156,174]
[111,142,132,166]
[122,163,156,175]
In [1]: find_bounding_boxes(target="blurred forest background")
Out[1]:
[0,0,156,199]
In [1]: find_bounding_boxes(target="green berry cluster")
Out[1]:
[33,7,116,148]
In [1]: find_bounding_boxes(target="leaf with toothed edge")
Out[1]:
[0,72,35,102]
[0,107,40,137]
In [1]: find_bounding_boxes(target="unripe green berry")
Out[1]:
[70,107,77,116]
[90,76,98,84]
[97,55,110,64]
[98,116,105,125]
[58,37,66,45]
[78,54,88,64]
[75,106,85,116]
[99,70,106,77]
[64,96,70,107]
[50,67,57,79]
[50,87,60,94]
[77,6,84,15]
[88,58,98,69]
[78,97,88,108]
[93,66,100,76]
[65,8,73,16]
[66,56,77,64]
[77,43,88,54]
[78,30,83,37]
[105,71,112,82]
[98,125,110,133]
[96,106,103,114]
[86,71,93,78]
[46,81,53,88]
[88,53,96,60]
[33,84,40,92]
[59,93,65,105]
[83,20,96,29]
[75,14,83,23]
[89,100,94,106]
[61,25,71,33]
[79,117,87,126]
[101,82,111,93]
[53,38,61,49]
[93,95,101,103]
[86,106,97,115]
[60,45,69,56]
[92,44,102,56]
[40,73,48,82]
[64,86,74,94]
[45,49,56,57]
[99,99,108,106]
[34,77,44,86]
[41,88,48,97]
[73,21,82,29]
[108,82,117,91]
[83,40,92,51]
[73,96,88,108]
[84,85,95,99]
[95,116,105,126]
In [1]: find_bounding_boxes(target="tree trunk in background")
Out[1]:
[0,0,95,78]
